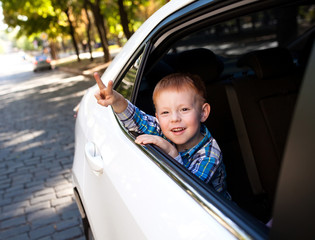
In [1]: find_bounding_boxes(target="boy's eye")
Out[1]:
[181,108,189,112]
[161,111,169,115]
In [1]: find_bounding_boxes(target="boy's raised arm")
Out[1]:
[94,72,128,114]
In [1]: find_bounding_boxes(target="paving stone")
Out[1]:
[12,194,30,204]
[31,215,60,229]
[25,180,45,189]
[27,208,56,222]
[56,188,73,198]
[51,196,72,207]
[53,226,83,240]
[0,196,13,207]
[0,224,30,239]
[25,201,51,214]
[1,215,27,229]
[34,187,55,197]
[38,236,52,240]
[30,193,56,205]
[29,224,55,240]
[6,233,30,240]
[0,207,25,221]
[59,204,81,220]
[0,180,11,190]
[3,184,25,198]
[54,218,79,231]
[2,200,29,212]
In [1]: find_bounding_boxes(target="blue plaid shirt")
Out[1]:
[117,101,230,199]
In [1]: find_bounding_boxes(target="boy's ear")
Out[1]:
[200,103,210,122]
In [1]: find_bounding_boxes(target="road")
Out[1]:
[0,53,95,240]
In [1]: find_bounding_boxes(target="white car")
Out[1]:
[72,0,315,239]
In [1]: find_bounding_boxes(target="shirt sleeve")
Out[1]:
[116,100,162,136]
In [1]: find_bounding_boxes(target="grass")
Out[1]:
[56,56,105,71]
[53,45,121,74]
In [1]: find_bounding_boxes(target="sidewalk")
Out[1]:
[0,66,97,240]
[53,48,121,78]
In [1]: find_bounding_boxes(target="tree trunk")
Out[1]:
[87,0,111,63]
[49,41,58,60]
[84,0,93,61]
[117,0,133,39]
[65,8,81,62]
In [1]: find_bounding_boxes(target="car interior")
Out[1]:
[133,1,315,225]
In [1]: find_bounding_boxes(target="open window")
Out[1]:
[131,0,315,227]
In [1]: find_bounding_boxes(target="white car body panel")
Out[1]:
[73,86,235,239]
[102,0,197,85]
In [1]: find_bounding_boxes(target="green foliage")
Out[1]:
[15,35,36,50]
[0,0,167,51]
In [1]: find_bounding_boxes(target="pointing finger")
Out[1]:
[94,72,106,90]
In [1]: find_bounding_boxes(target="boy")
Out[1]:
[94,72,230,199]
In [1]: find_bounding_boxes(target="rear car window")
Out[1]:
[136,1,315,224]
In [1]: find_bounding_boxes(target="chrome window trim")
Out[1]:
[114,113,252,240]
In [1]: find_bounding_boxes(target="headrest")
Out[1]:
[237,48,295,79]
[176,48,224,83]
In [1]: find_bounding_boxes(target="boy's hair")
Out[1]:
[152,73,207,106]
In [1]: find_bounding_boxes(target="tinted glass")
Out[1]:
[116,53,143,100]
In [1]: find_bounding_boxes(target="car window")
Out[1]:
[135,0,315,230]
[116,52,143,100]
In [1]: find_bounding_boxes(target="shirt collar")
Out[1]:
[180,124,212,162]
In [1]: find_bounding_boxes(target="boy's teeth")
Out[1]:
[172,128,184,132]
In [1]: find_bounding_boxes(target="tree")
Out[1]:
[83,1,94,61]
[117,0,132,39]
[51,0,81,61]
[0,0,71,59]
[86,0,111,62]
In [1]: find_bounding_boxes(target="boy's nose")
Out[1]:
[171,112,181,122]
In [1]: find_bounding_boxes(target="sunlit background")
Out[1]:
[0,3,10,53]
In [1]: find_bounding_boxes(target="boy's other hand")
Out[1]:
[135,134,178,158]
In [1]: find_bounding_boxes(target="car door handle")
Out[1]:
[85,142,104,175]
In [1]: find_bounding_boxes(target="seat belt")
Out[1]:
[225,84,264,195]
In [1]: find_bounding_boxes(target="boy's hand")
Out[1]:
[94,72,127,113]
[94,72,115,107]
[135,134,179,158]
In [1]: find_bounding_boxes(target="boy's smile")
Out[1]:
[155,88,210,152]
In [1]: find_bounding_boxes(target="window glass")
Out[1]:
[175,5,315,55]
[116,53,143,100]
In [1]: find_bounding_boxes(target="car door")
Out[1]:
[76,48,237,239]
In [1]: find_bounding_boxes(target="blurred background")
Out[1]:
[0,0,168,62]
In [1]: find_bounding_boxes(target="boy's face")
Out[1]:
[155,88,210,152]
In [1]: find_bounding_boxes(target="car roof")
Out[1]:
[102,0,197,84]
